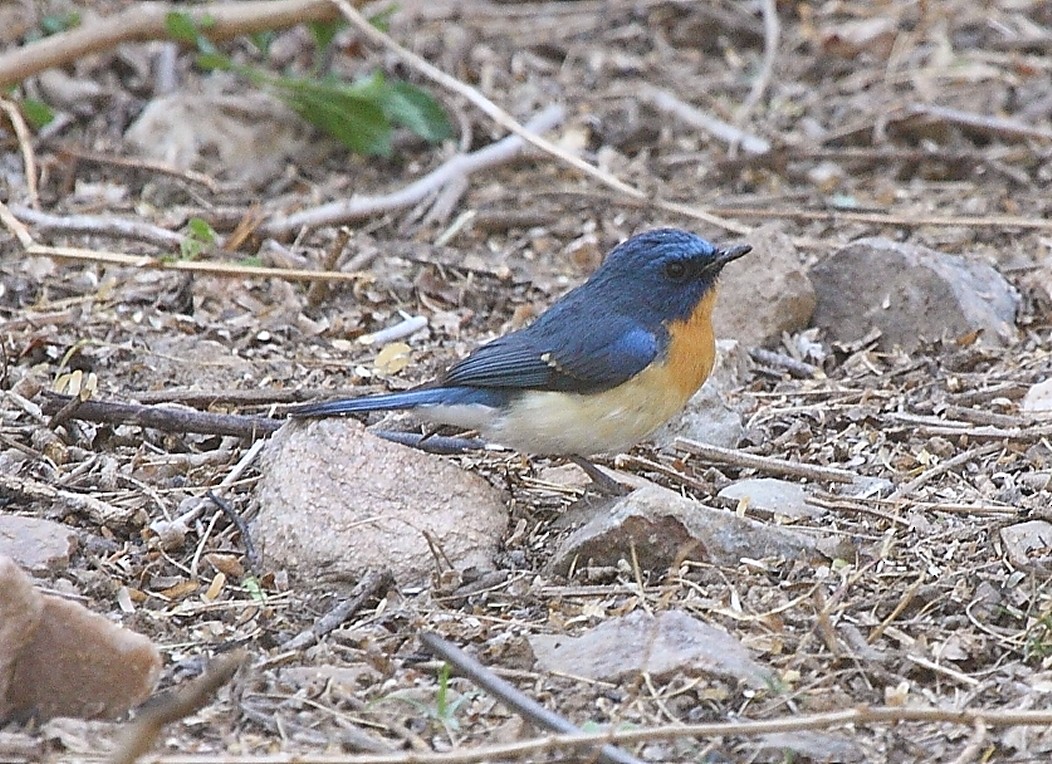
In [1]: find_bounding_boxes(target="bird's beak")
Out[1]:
[712,243,752,270]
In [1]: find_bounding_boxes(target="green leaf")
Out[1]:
[195,51,233,72]
[164,11,199,43]
[368,5,397,33]
[186,217,216,244]
[165,11,218,55]
[308,20,346,53]
[40,12,81,36]
[243,577,266,602]
[20,99,55,130]
[249,30,277,54]
[383,81,452,143]
[270,76,393,156]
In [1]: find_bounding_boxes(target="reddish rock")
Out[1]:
[0,556,161,721]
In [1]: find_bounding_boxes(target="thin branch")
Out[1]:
[643,86,770,155]
[40,393,282,439]
[282,570,393,651]
[0,97,39,207]
[675,438,860,484]
[57,145,220,193]
[328,0,744,234]
[0,0,345,89]
[145,704,1052,764]
[706,204,1052,231]
[420,632,645,764]
[887,442,1003,501]
[903,103,1052,143]
[9,203,185,248]
[734,0,779,124]
[262,104,566,236]
[330,1,637,200]
[0,472,141,527]
[110,651,246,764]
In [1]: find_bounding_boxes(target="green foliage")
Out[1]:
[1025,610,1052,662]
[367,5,398,34]
[31,11,81,39]
[374,663,478,736]
[164,11,451,158]
[20,99,55,130]
[269,71,452,156]
[178,217,217,260]
[307,19,345,54]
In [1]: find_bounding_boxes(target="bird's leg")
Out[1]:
[568,455,631,496]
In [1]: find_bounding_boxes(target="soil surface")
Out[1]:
[2,1,1052,762]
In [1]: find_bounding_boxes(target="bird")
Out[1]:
[289,228,750,487]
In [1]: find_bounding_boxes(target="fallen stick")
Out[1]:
[262,104,565,236]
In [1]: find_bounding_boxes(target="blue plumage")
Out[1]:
[289,228,750,457]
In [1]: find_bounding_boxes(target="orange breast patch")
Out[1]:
[663,288,719,397]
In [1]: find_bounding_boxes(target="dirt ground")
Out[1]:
[3,0,1052,762]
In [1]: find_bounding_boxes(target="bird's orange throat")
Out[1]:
[664,288,719,397]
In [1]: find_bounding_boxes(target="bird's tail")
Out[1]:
[288,386,502,418]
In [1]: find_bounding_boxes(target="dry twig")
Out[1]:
[110,651,246,764]
[420,631,645,764]
[142,704,1052,764]
[734,0,779,124]
[0,97,39,207]
[0,472,141,527]
[675,438,860,484]
[282,570,393,651]
[41,393,282,439]
[0,0,344,88]
[262,105,566,236]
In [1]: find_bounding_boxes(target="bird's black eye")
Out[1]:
[663,261,688,281]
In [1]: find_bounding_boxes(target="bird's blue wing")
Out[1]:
[441,318,660,394]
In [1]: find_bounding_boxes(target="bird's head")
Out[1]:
[593,228,751,324]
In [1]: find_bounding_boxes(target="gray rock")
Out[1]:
[713,223,816,347]
[718,478,825,519]
[810,238,1019,351]
[1022,378,1052,413]
[125,88,314,185]
[529,609,772,688]
[0,515,77,574]
[548,484,815,575]
[255,419,508,586]
[1000,521,1052,575]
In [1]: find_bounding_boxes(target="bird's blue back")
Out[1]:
[290,228,731,417]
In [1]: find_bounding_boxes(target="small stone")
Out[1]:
[548,484,814,575]
[718,478,825,519]
[810,238,1019,352]
[0,556,161,721]
[1022,378,1052,413]
[125,89,313,186]
[713,223,817,348]
[1000,521,1052,575]
[529,609,771,688]
[0,515,78,574]
[255,419,508,586]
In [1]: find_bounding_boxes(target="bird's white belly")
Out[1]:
[420,363,697,456]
